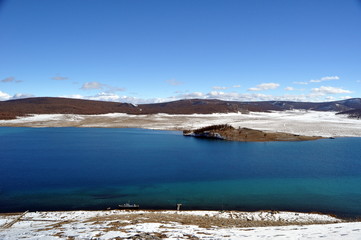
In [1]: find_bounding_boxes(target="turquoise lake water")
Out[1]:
[1,127,361,218]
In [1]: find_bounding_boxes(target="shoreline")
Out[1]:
[0,205,356,221]
[0,209,342,222]
[1,124,360,138]
[3,124,361,141]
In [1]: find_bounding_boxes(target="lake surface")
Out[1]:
[1,127,361,218]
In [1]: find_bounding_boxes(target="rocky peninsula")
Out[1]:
[183,124,325,142]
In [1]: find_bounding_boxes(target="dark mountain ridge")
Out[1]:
[336,109,361,119]
[0,97,360,120]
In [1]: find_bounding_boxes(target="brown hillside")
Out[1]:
[0,97,140,119]
[1,97,361,120]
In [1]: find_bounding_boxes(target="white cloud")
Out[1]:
[325,96,336,101]
[178,92,205,99]
[59,94,84,99]
[166,79,183,86]
[0,90,11,100]
[293,81,309,85]
[208,91,225,97]
[206,92,308,102]
[322,76,340,81]
[60,93,117,102]
[81,81,105,90]
[340,96,353,100]
[52,76,69,80]
[118,96,170,104]
[248,83,280,91]
[0,92,35,101]
[93,93,172,104]
[284,87,295,91]
[58,93,169,104]
[311,86,351,94]
[117,96,142,103]
[57,88,355,104]
[212,86,228,90]
[137,91,344,103]
[294,76,340,85]
[210,92,252,101]
[80,82,125,92]
[212,85,241,90]
[174,91,308,102]
[310,76,339,83]
[106,86,126,92]
[88,92,121,101]
[1,77,15,83]
[174,90,354,102]
[11,93,35,99]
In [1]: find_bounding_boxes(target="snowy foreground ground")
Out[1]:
[1,110,361,137]
[1,210,361,240]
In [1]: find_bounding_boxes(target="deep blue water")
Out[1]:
[1,127,361,218]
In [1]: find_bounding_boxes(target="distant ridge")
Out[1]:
[0,97,361,120]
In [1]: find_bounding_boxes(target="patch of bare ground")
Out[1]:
[0,213,21,217]
[128,232,168,240]
[52,231,65,238]
[36,220,74,232]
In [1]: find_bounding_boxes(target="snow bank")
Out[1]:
[164,210,340,223]
[1,210,359,240]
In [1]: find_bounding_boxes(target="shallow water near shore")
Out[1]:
[1,127,361,218]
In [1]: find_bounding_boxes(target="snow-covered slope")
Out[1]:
[2,210,358,240]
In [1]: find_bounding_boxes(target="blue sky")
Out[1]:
[0,0,361,103]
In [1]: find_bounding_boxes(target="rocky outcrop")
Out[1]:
[183,130,225,140]
[336,109,361,119]
[183,125,325,142]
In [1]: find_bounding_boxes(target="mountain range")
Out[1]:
[0,97,360,120]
